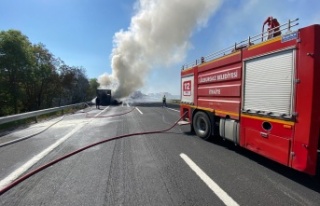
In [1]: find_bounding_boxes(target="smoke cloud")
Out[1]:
[103,0,222,98]
[97,73,117,90]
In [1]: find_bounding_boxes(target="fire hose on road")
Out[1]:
[0,111,187,195]
[0,107,135,148]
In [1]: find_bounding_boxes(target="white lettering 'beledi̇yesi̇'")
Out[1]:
[199,71,238,83]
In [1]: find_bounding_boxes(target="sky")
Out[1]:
[1,0,319,96]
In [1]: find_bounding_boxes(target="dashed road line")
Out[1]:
[94,106,109,118]
[0,107,109,190]
[122,102,130,107]
[135,107,143,115]
[180,153,239,206]
[166,107,179,112]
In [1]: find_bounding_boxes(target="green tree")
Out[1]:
[56,64,90,105]
[0,30,33,114]
[0,29,92,116]
[88,78,100,100]
[70,67,90,104]
[21,43,57,111]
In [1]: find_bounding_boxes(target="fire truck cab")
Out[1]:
[180,18,320,175]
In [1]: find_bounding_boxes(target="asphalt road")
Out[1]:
[0,102,319,205]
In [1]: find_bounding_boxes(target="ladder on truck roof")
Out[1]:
[182,18,299,70]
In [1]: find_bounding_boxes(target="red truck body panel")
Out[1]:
[180,24,320,175]
[290,25,320,174]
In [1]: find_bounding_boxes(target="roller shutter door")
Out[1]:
[243,49,295,117]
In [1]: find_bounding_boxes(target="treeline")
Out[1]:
[0,30,99,116]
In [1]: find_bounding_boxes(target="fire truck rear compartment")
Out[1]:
[180,19,320,175]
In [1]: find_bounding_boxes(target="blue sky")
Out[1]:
[1,0,319,95]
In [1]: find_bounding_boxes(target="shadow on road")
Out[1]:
[126,101,320,193]
[207,137,320,193]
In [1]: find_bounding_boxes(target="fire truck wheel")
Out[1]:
[193,111,211,140]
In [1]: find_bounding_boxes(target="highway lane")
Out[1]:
[0,102,319,205]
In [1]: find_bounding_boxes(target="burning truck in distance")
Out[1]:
[95,88,178,106]
[95,89,149,106]
[96,89,111,106]
[96,89,122,106]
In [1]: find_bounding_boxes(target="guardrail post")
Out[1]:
[35,116,38,123]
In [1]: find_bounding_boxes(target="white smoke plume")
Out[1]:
[97,73,117,90]
[104,0,222,98]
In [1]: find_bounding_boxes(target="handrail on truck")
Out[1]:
[182,18,299,70]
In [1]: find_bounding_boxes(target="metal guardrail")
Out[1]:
[0,103,86,125]
[182,18,299,70]
[170,99,181,104]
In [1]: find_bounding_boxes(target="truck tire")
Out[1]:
[193,111,212,140]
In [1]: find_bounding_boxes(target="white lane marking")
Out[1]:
[135,107,143,115]
[0,124,83,190]
[0,106,108,190]
[180,153,239,206]
[166,107,179,112]
[95,106,109,117]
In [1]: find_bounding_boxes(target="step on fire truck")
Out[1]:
[179,17,320,175]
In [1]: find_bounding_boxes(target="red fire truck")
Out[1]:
[179,17,320,175]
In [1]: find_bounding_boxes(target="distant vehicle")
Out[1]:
[179,17,320,175]
[96,89,111,106]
